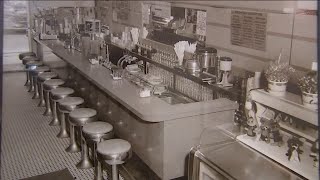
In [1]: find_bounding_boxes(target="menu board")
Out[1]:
[142,3,150,25]
[196,10,207,36]
[151,4,171,18]
[231,10,267,51]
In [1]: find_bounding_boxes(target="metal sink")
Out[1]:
[157,92,194,105]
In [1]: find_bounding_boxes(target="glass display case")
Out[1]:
[187,123,313,180]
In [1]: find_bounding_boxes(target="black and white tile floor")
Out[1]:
[1,72,99,180]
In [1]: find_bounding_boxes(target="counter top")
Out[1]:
[35,38,238,122]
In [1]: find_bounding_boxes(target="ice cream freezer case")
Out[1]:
[187,124,318,180]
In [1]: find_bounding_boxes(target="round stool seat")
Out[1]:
[43,79,65,90]
[38,72,58,81]
[19,52,36,60]
[97,139,132,165]
[83,122,113,141]
[59,96,84,106]
[59,97,84,113]
[22,56,39,65]
[69,108,97,126]
[26,61,43,66]
[33,66,50,74]
[51,87,74,100]
[83,122,113,135]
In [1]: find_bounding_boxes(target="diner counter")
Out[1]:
[34,38,238,122]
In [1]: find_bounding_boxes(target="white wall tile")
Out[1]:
[206,7,231,25]
[297,1,317,10]
[173,1,297,12]
[293,14,317,39]
[96,1,316,72]
[206,7,294,34]
[218,49,268,72]
[206,26,292,62]
[31,1,95,8]
[267,13,294,35]
[290,39,317,69]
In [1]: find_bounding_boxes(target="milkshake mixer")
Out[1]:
[217,56,233,87]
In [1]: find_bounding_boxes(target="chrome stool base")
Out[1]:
[76,159,93,169]
[65,143,81,153]
[76,140,94,169]
[43,110,52,116]
[57,110,69,138]
[69,108,97,169]
[66,125,81,153]
[49,119,60,126]
[28,71,34,92]
[83,121,114,180]
[32,79,40,99]
[24,71,30,86]
[38,99,46,107]
[57,109,69,138]
[43,91,52,116]
[57,131,69,138]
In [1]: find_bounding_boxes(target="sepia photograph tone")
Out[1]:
[1,1,318,180]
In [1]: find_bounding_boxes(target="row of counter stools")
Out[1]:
[19,52,132,180]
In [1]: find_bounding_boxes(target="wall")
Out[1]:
[28,1,95,63]
[95,1,317,82]
[27,1,317,81]
[95,1,144,33]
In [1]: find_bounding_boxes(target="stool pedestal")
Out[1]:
[83,122,114,180]
[26,61,43,92]
[69,108,97,169]
[43,89,53,116]
[23,56,39,86]
[43,79,65,116]
[77,133,93,169]
[57,109,68,138]
[32,66,50,99]
[38,72,58,107]
[49,87,74,126]
[58,97,84,139]
[66,124,81,153]
[97,139,132,180]
[25,70,31,87]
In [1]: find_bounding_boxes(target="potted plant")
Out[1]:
[264,50,295,96]
[298,62,318,110]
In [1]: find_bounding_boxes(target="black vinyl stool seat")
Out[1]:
[26,61,43,92]
[83,122,114,180]
[19,52,36,60]
[97,139,132,180]
[37,72,58,107]
[69,108,97,169]
[31,66,50,99]
[43,79,65,116]
[49,87,74,126]
[59,97,84,140]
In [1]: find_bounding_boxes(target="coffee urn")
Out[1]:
[197,47,218,76]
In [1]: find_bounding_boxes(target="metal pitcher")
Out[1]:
[197,47,218,71]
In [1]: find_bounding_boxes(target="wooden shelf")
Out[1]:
[251,89,318,126]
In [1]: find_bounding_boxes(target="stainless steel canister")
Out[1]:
[197,47,218,70]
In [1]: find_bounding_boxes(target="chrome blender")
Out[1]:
[217,57,233,87]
